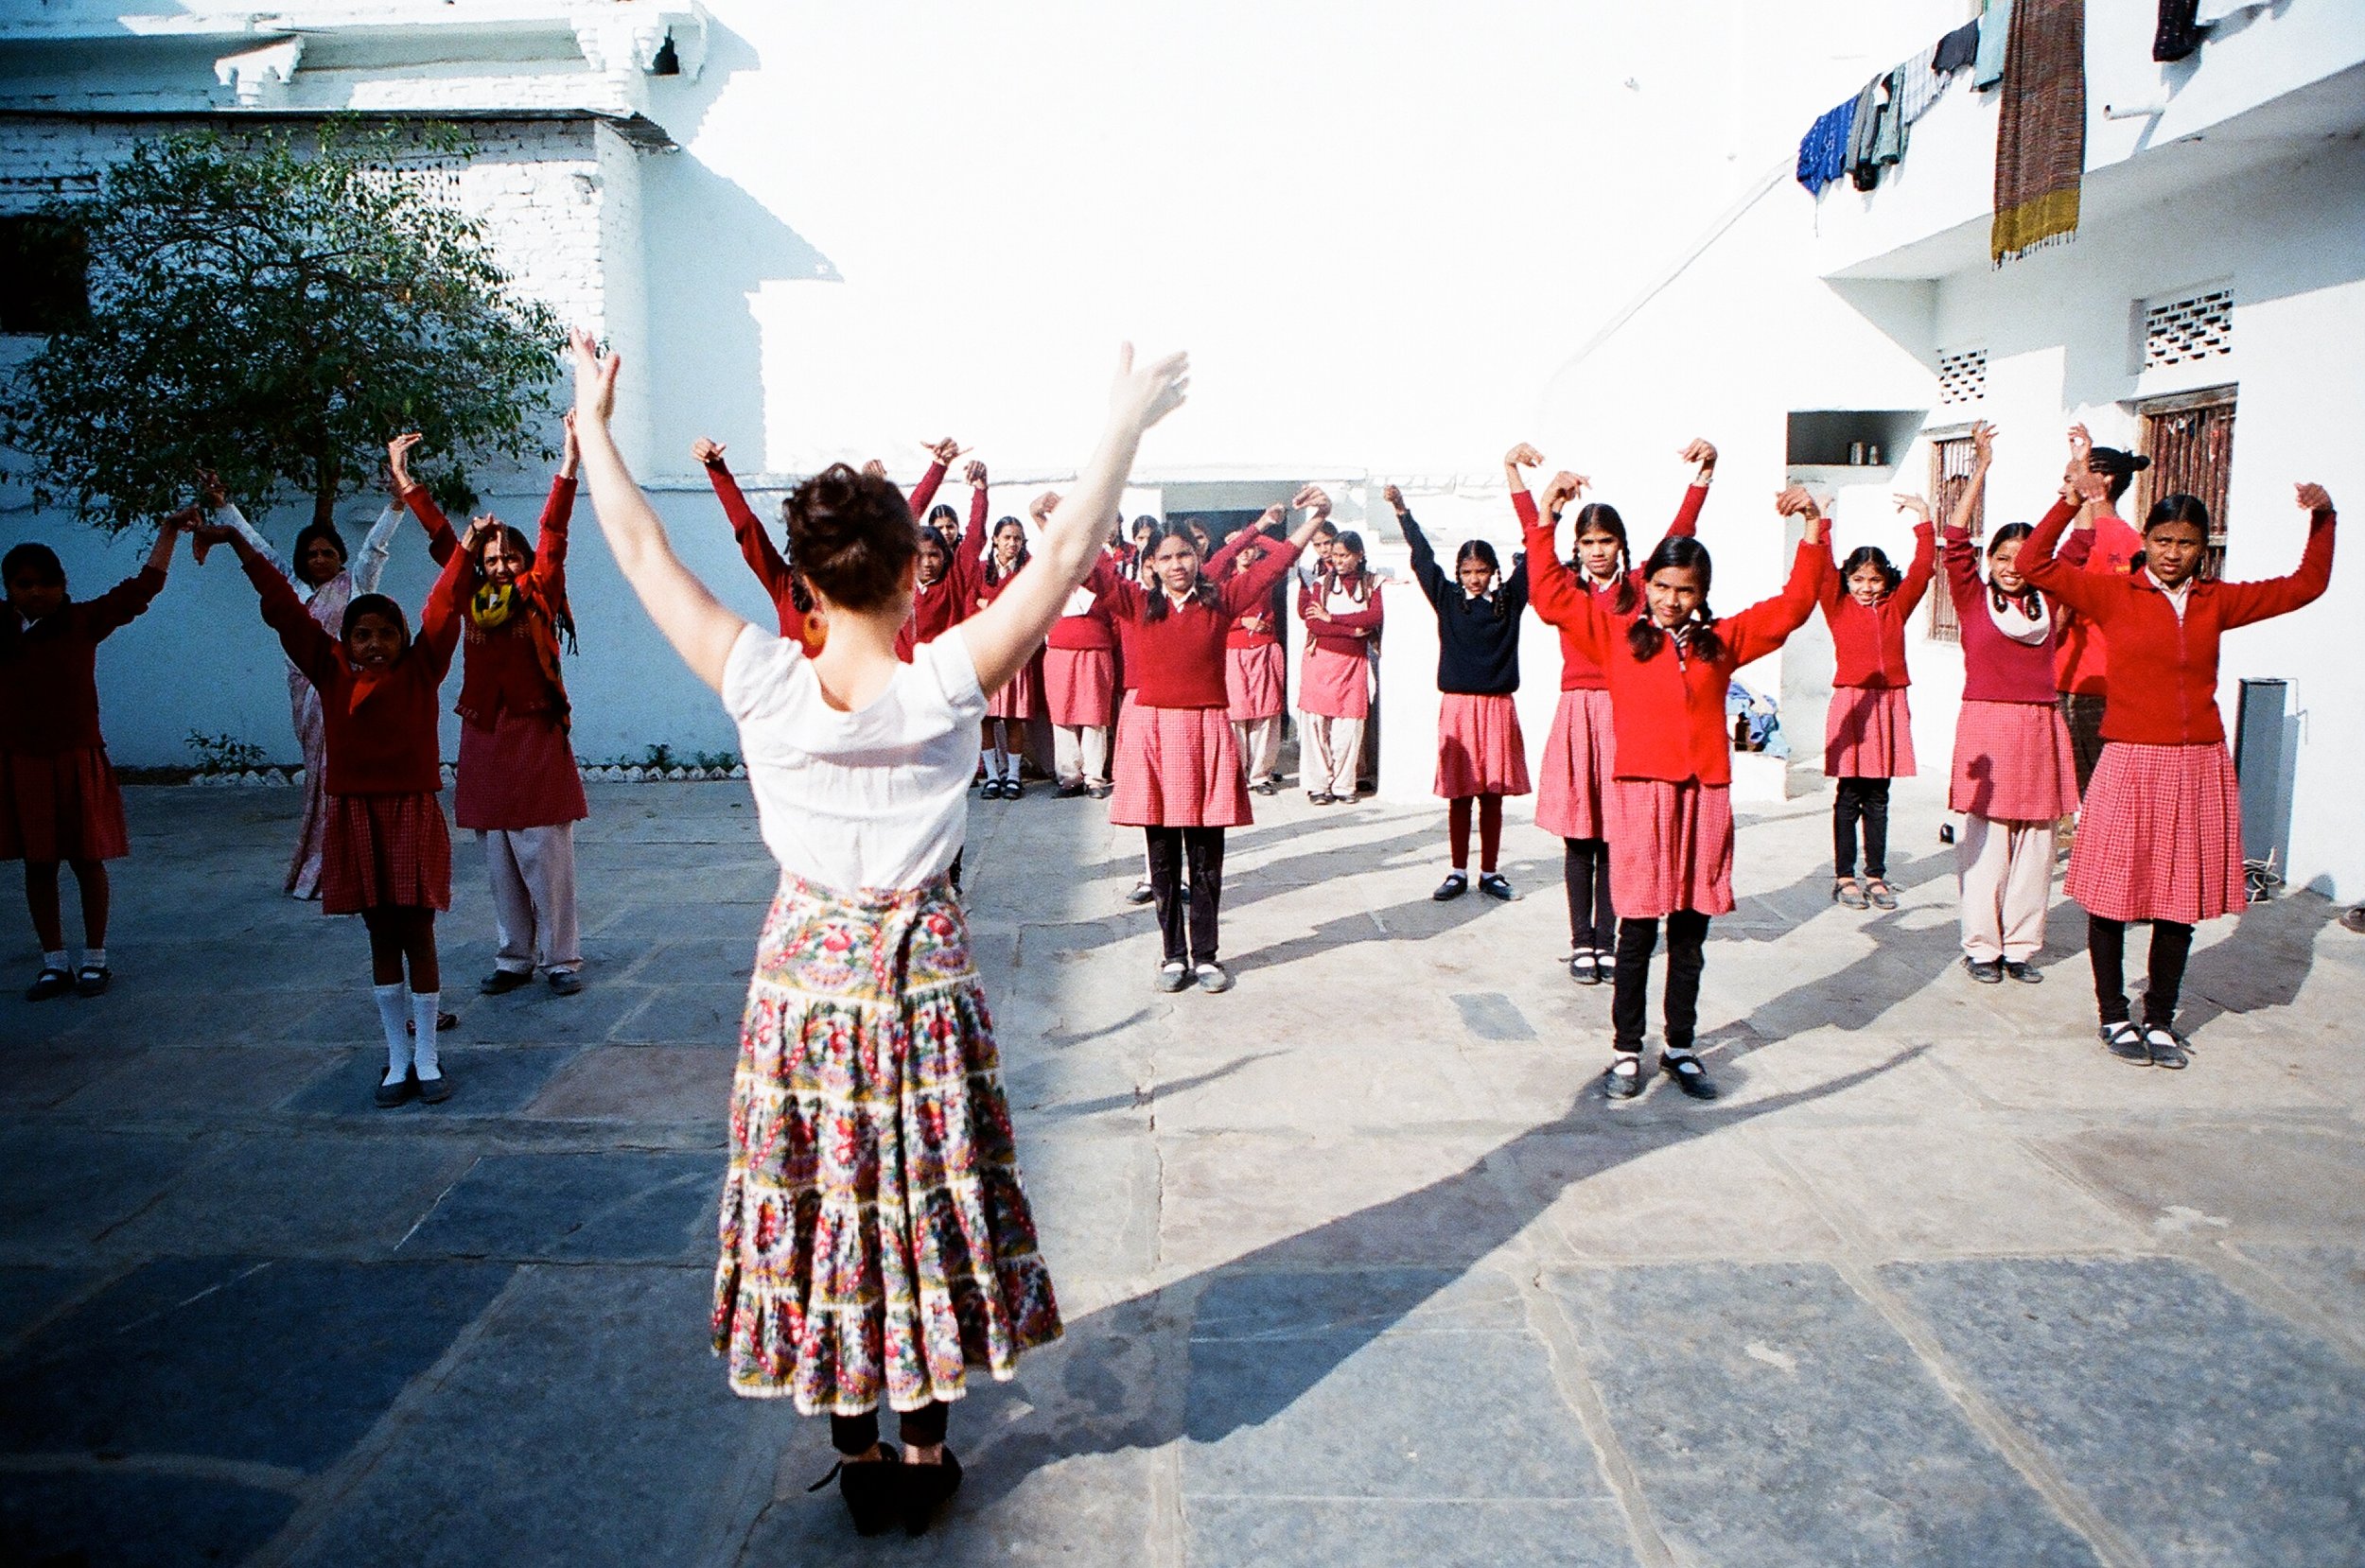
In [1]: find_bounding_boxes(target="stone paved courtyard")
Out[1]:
[3,779,2362,1567]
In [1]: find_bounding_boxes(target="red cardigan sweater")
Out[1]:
[1945,508,2092,706]
[1297,573,1384,656]
[1821,521,1934,688]
[1046,549,1126,653]
[702,456,815,650]
[897,474,984,660]
[2,567,164,755]
[1206,530,1285,649]
[1516,484,1706,690]
[2023,503,2336,746]
[1101,541,1305,708]
[248,546,464,794]
[402,476,575,726]
[2053,506,2143,696]
[1527,514,1831,786]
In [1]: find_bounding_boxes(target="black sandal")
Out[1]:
[1832,877,1869,910]
[1864,878,1899,911]
[73,963,110,998]
[808,1446,901,1537]
[1660,1051,1719,1101]
[25,967,73,1002]
[901,1448,963,1537]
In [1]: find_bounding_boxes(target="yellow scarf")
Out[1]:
[470,582,517,631]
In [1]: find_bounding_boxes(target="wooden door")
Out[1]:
[2140,392,2236,576]
[1926,434,1985,643]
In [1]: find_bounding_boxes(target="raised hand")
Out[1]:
[1893,493,1931,523]
[560,410,581,478]
[2296,482,2336,514]
[1775,484,1822,519]
[1381,483,1406,514]
[2067,422,2093,462]
[691,437,726,467]
[924,436,967,466]
[1970,419,1996,466]
[861,459,887,479]
[1109,342,1191,436]
[966,459,989,489]
[1504,442,1545,471]
[1539,470,1586,514]
[1255,503,1287,535]
[1290,483,1330,515]
[388,431,425,488]
[569,327,619,426]
[1029,489,1060,524]
[196,468,229,511]
[1678,438,1718,480]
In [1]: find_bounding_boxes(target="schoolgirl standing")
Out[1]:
[692,436,820,653]
[1528,475,1832,1102]
[1929,422,2084,983]
[1042,492,1122,799]
[564,329,1187,1537]
[975,495,1046,799]
[1296,528,1383,804]
[202,469,411,900]
[1513,438,1716,982]
[204,514,471,1105]
[1105,494,1327,992]
[390,423,590,999]
[2052,426,2148,800]
[1386,484,1531,901]
[4,518,190,1000]
[1822,491,1936,912]
[894,446,977,662]
[1223,521,1291,795]
[2023,454,2336,1067]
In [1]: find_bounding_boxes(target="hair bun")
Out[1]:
[2128,454,2152,471]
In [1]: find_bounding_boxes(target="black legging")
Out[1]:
[1610,912,1710,1053]
[1147,827,1225,966]
[1563,838,1616,953]
[1832,776,1892,879]
[2088,914,2196,1027]
[832,1401,948,1456]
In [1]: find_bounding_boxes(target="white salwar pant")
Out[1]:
[1053,724,1111,789]
[1300,713,1364,799]
[1955,813,2052,963]
[1232,717,1284,786]
[481,824,582,974]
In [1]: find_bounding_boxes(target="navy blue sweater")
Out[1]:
[1399,509,1527,695]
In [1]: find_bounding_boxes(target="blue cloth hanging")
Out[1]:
[1796,96,1859,196]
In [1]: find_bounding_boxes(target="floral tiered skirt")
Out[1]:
[712,874,1061,1414]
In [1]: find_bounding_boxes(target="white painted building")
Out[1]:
[5,1,2356,899]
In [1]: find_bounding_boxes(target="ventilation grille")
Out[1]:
[1936,347,1987,406]
[2145,287,2234,370]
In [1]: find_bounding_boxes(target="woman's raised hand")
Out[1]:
[690,437,725,467]
[387,431,424,489]
[1110,342,1191,437]
[1292,484,1331,515]
[924,436,968,466]
[2067,422,2093,462]
[1775,483,1822,519]
[966,459,990,489]
[1029,489,1060,524]
[560,410,580,478]
[2296,482,2336,514]
[569,327,619,425]
[1504,442,1545,472]
[860,459,887,479]
[1678,438,1718,483]
[1380,483,1407,514]
[1970,419,1996,466]
[1539,470,1586,515]
[1893,493,1931,523]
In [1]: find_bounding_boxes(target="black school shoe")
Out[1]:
[1964,957,2005,984]
[808,1446,901,1537]
[374,1070,418,1109]
[2100,1019,2149,1065]
[1432,872,1468,901]
[2005,961,2043,984]
[1660,1051,1719,1100]
[1478,873,1515,901]
[25,967,73,1002]
[1568,950,1600,984]
[74,963,110,997]
[902,1448,963,1537]
[2143,1024,2191,1070]
[1055,780,1089,799]
[1603,1053,1644,1103]
[480,968,534,996]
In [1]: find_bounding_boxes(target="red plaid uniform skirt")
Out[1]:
[320,791,452,915]
[1826,686,1917,778]
[1434,692,1532,799]
[1225,643,1287,723]
[986,648,1043,723]
[455,709,587,832]
[2066,740,2247,924]
[1606,777,1736,919]
[1109,704,1253,828]
[0,746,130,863]
[1043,647,1115,729]
[1534,688,1617,841]
[1951,699,2078,822]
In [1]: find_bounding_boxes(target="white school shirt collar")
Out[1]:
[2144,567,2196,622]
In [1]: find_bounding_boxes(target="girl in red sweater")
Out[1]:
[1821,500,1936,912]
[205,514,471,1106]
[976,503,1043,800]
[1296,528,1384,804]
[1929,422,2087,984]
[1104,493,1327,992]
[392,425,590,1000]
[892,444,973,661]
[1223,519,1292,795]
[1529,475,1832,1102]
[1511,439,1715,983]
[2023,477,2337,1067]
[692,436,821,654]
[4,520,190,1000]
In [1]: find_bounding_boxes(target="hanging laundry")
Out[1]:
[1846,73,1890,190]
[1992,0,2087,264]
[1935,17,1982,76]
[1894,44,1949,128]
[2155,0,2205,60]
[1973,0,2014,88]
[1796,96,1858,196]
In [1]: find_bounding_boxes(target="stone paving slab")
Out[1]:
[0,1469,297,1568]
[396,1150,716,1263]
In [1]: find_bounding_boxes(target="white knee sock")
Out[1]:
[81,947,107,970]
[375,983,412,1086]
[411,990,443,1080]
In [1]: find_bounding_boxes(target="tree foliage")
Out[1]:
[1,121,562,533]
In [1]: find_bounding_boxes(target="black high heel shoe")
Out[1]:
[808,1446,901,1536]
[901,1448,963,1537]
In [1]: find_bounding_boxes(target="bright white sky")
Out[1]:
[672,0,1970,477]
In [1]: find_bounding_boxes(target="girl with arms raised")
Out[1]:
[1821,486,1936,913]
[563,329,1187,1536]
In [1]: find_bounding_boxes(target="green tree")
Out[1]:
[1,121,561,533]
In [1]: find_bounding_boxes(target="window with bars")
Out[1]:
[2139,391,2235,576]
[1926,434,1985,643]
[2143,287,2234,371]
[1936,347,1987,406]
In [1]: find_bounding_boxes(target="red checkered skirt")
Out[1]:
[1434,692,1532,799]
[320,792,453,915]
[1606,777,1736,919]
[1225,643,1287,723]
[1043,647,1115,729]
[1534,688,1617,841]
[1825,685,1917,778]
[1951,699,2078,822]
[2066,740,2246,924]
[1299,644,1370,721]
[986,647,1043,723]
[0,746,130,862]
[1109,704,1253,828]
[455,710,587,831]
